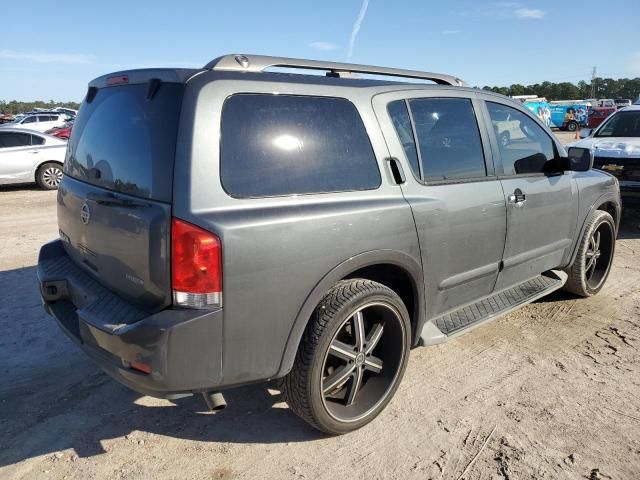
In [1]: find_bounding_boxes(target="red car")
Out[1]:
[45,121,73,139]
[587,107,616,129]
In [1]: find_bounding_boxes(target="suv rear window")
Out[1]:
[65,83,184,201]
[220,94,381,198]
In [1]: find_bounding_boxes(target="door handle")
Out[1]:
[508,189,526,206]
[386,157,406,185]
[29,151,40,154]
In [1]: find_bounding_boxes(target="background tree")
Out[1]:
[479,77,640,101]
[0,100,81,115]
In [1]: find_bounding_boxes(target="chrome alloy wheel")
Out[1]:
[42,166,63,188]
[320,301,406,423]
[585,221,614,290]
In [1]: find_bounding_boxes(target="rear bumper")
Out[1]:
[37,240,224,398]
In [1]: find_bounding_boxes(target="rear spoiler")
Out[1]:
[88,68,203,89]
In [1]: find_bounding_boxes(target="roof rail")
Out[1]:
[204,54,466,86]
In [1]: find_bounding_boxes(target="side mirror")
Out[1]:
[566,147,594,171]
[579,128,593,139]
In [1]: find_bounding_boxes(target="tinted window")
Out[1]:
[66,83,184,201]
[487,102,555,175]
[408,98,486,181]
[22,116,37,124]
[596,111,640,137]
[221,94,381,198]
[31,134,45,145]
[0,132,31,148]
[387,100,420,177]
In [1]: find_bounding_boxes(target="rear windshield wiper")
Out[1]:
[86,192,150,208]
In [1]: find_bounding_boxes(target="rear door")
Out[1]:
[481,98,579,290]
[38,115,54,131]
[59,80,184,312]
[374,90,507,318]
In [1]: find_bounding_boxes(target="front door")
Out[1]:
[482,99,579,290]
[0,131,37,182]
[374,91,507,319]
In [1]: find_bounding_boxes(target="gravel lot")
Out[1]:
[1,153,639,479]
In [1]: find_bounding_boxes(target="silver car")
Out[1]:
[0,128,66,189]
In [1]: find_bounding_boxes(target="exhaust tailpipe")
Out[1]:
[202,391,227,411]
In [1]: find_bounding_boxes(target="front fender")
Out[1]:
[275,249,424,378]
[567,190,621,268]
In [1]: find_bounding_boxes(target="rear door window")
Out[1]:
[406,98,486,181]
[65,83,184,201]
[387,100,420,177]
[31,134,45,145]
[220,94,381,198]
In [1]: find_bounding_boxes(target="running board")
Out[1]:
[420,271,567,345]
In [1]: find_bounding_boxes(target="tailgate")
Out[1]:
[58,178,171,311]
[59,79,184,312]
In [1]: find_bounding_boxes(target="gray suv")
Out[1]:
[37,54,620,434]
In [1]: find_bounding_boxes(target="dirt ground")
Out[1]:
[1,167,639,479]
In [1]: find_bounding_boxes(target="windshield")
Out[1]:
[595,111,640,138]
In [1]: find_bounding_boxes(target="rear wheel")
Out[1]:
[563,211,616,297]
[36,162,63,190]
[566,121,578,132]
[283,279,411,434]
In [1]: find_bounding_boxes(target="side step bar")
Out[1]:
[421,271,567,345]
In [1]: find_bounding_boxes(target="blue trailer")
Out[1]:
[548,104,589,131]
[523,101,589,131]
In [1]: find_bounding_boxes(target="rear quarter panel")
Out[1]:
[31,143,66,178]
[173,73,421,386]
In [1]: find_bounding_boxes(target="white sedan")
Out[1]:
[0,128,67,189]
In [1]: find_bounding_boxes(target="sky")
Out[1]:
[1,0,639,101]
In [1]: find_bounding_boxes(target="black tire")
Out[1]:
[36,162,63,190]
[563,211,616,297]
[283,279,411,434]
[566,121,578,132]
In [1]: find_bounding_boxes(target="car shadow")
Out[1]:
[0,183,43,192]
[0,265,321,468]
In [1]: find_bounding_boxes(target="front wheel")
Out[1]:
[563,211,616,297]
[283,279,411,434]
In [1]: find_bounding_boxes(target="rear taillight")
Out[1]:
[171,218,222,309]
